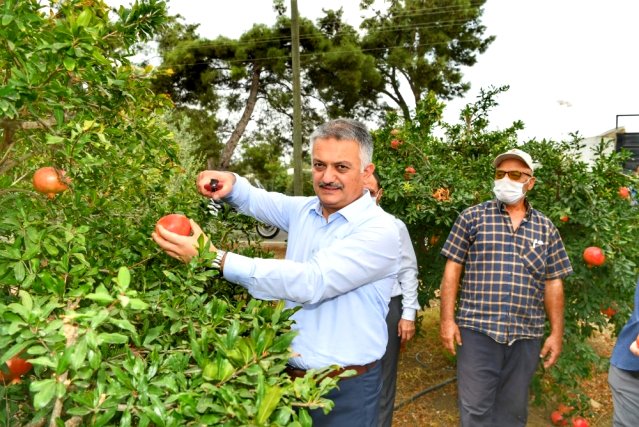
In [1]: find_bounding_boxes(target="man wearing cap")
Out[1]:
[439,149,573,426]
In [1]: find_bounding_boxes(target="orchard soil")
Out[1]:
[262,242,614,426]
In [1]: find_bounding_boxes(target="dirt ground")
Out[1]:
[391,308,614,427]
[262,241,615,426]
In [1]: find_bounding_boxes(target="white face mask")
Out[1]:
[493,178,528,205]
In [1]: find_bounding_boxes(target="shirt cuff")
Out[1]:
[401,308,417,321]
[221,251,250,287]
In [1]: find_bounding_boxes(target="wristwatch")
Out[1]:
[211,250,227,271]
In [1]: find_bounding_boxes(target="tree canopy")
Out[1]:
[151,0,494,171]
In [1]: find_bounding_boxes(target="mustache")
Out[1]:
[318,182,343,190]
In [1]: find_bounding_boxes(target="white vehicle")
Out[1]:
[206,177,280,239]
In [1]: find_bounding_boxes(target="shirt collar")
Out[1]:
[496,198,533,218]
[311,192,375,222]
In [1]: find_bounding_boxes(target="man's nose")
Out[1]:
[322,166,338,182]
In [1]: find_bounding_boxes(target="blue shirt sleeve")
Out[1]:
[223,219,400,304]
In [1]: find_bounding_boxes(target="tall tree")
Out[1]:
[152,0,493,169]
[152,11,332,169]
[360,0,494,120]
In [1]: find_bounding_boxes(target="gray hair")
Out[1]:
[309,118,373,171]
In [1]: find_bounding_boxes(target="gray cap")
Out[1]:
[493,149,535,172]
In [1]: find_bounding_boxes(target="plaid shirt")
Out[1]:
[440,199,573,344]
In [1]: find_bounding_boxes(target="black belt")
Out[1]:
[285,360,378,380]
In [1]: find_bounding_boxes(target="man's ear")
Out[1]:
[526,176,536,191]
[363,163,375,179]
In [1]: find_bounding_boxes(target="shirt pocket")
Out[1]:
[519,240,547,282]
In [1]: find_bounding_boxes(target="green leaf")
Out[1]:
[18,290,33,312]
[142,325,164,347]
[31,379,57,409]
[7,302,30,322]
[117,266,131,289]
[126,298,148,310]
[90,309,110,329]
[257,385,283,424]
[270,331,296,353]
[63,57,76,71]
[26,356,56,369]
[45,134,65,145]
[85,284,114,304]
[109,318,136,334]
[92,408,117,427]
[70,338,87,370]
[13,261,25,282]
[2,14,13,26]
[53,106,64,126]
[298,408,312,426]
[92,50,110,65]
[76,9,93,27]
[203,356,236,382]
[97,333,128,345]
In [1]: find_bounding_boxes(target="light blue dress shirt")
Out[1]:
[222,175,401,369]
[392,218,421,321]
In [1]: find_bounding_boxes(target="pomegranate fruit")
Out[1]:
[550,410,567,426]
[403,166,416,180]
[0,356,33,384]
[33,166,70,199]
[155,214,191,236]
[601,306,617,318]
[583,246,605,267]
[618,186,630,199]
[571,416,589,427]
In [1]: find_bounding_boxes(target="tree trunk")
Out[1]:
[215,65,262,170]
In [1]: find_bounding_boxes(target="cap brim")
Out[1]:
[493,154,533,171]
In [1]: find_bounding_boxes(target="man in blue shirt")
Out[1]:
[439,149,573,427]
[364,171,420,427]
[153,118,401,426]
[609,278,639,426]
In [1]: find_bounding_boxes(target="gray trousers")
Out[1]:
[608,364,639,427]
[457,328,541,427]
[378,295,402,427]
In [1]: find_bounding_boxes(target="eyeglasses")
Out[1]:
[494,170,531,180]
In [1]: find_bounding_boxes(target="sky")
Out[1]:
[109,0,639,141]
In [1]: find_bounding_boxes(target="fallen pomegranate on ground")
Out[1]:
[571,416,590,427]
[155,214,192,236]
[550,410,567,426]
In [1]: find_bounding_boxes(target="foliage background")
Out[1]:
[372,87,639,407]
[0,1,335,425]
[1,0,638,424]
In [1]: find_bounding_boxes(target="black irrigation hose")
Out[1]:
[394,376,457,411]
[393,351,457,411]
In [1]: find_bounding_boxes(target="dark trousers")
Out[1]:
[378,295,402,427]
[310,361,382,427]
[457,328,541,427]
